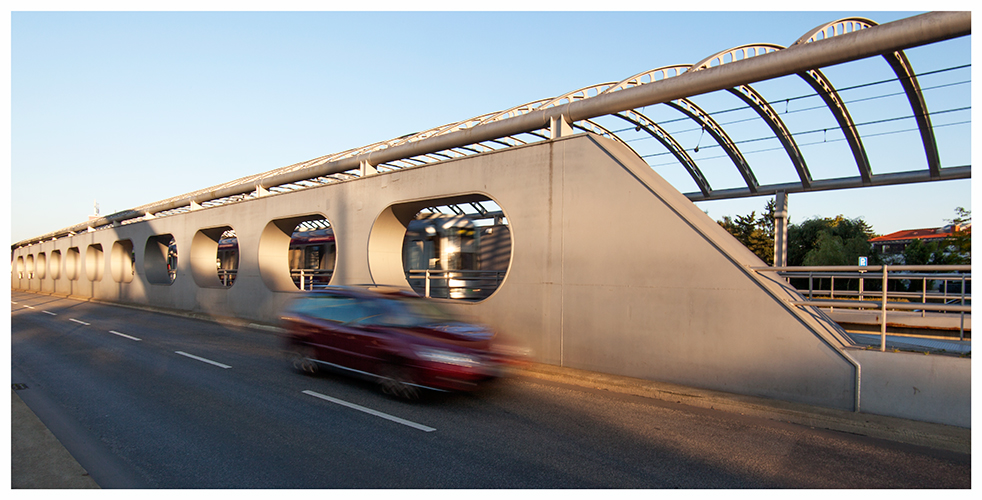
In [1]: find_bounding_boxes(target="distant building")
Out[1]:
[869,224,969,255]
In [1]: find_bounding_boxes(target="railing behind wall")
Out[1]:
[290,269,335,290]
[405,269,507,300]
[754,265,971,350]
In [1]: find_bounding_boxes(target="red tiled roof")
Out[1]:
[869,227,953,243]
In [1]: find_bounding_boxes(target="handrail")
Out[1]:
[405,269,506,300]
[290,268,335,290]
[754,264,971,348]
[756,265,971,272]
[217,269,237,287]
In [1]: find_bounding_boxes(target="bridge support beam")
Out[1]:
[550,115,574,139]
[360,160,378,176]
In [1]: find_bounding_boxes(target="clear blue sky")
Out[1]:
[8,8,973,246]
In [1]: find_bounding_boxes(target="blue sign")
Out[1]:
[858,256,868,267]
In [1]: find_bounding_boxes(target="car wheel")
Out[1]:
[379,362,420,400]
[289,345,319,375]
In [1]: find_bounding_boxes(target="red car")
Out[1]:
[281,286,513,399]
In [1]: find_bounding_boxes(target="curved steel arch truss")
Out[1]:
[690,44,812,189]
[613,109,711,197]
[727,83,812,189]
[795,17,941,179]
[600,64,764,194]
[798,67,873,185]
[665,98,759,193]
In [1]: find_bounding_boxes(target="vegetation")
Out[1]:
[716,199,775,263]
[715,204,969,294]
[788,215,876,267]
[945,206,971,263]
[716,203,969,267]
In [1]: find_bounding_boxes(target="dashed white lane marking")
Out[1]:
[69,318,90,326]
[24,305,35,309]
[302,390,436,432]
[175,351,231,369]
[109,330,142,341]
[42,310,57,316]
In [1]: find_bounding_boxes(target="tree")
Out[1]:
[717,200,775,263]
[788,215,876,266]
[891,207,970,266]
[946,207,971,264]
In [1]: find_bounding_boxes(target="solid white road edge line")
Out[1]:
[109,330,142,341]
[175,351,231,369]
[302,390,436,432]
[69,318,90,325]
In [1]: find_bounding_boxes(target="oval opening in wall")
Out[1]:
[258,215,336,292]
[369,194,511,301]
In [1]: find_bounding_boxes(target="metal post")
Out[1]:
[424,269,431,298]
[858,276,864,302]
[880,265,888,352]
[550,115,574,140]
[959,274,966,341]
[773,191,788,267]
[921,277,927,317]
[808,272,813,300]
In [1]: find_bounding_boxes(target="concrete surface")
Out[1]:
[513,363,971,455]
[845,347,971,428]
[11,389,99,489]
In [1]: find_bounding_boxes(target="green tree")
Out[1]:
[788,215,876,266]
[897,207,970,266]
[717,200,775,263]
[946,207,971,263]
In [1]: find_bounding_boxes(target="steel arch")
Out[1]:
[613,109,712,197]
[603,65,691,94]
[665,98,759,193]
[690,44,783,71]
[606,61,810,194]
[727,83,812,189]
[690,44,813,190]
[601,66,760,192]
[795,17,941,179]
[17,13,969,247]
[571,118,633,151]
[691,42,872,186]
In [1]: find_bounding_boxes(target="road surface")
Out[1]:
[10,291,971,488]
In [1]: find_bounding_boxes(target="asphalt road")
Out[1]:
[10,291,971,488]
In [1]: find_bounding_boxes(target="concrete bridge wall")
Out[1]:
[15,133,966,423]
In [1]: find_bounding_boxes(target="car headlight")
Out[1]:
[413,347,482,368]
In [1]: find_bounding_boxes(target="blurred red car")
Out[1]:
[281,286,514,399]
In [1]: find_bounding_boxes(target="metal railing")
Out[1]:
[405,269,506,300]
[290,269,335,290]
[217,269,237,287]
[755,265,971,349]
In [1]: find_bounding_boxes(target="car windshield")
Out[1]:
[377,296,457,327]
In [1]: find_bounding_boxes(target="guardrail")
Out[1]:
[753,265,971,349]
[217,269,237,287]
[290,269,335,290]
[405,269,506,300]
